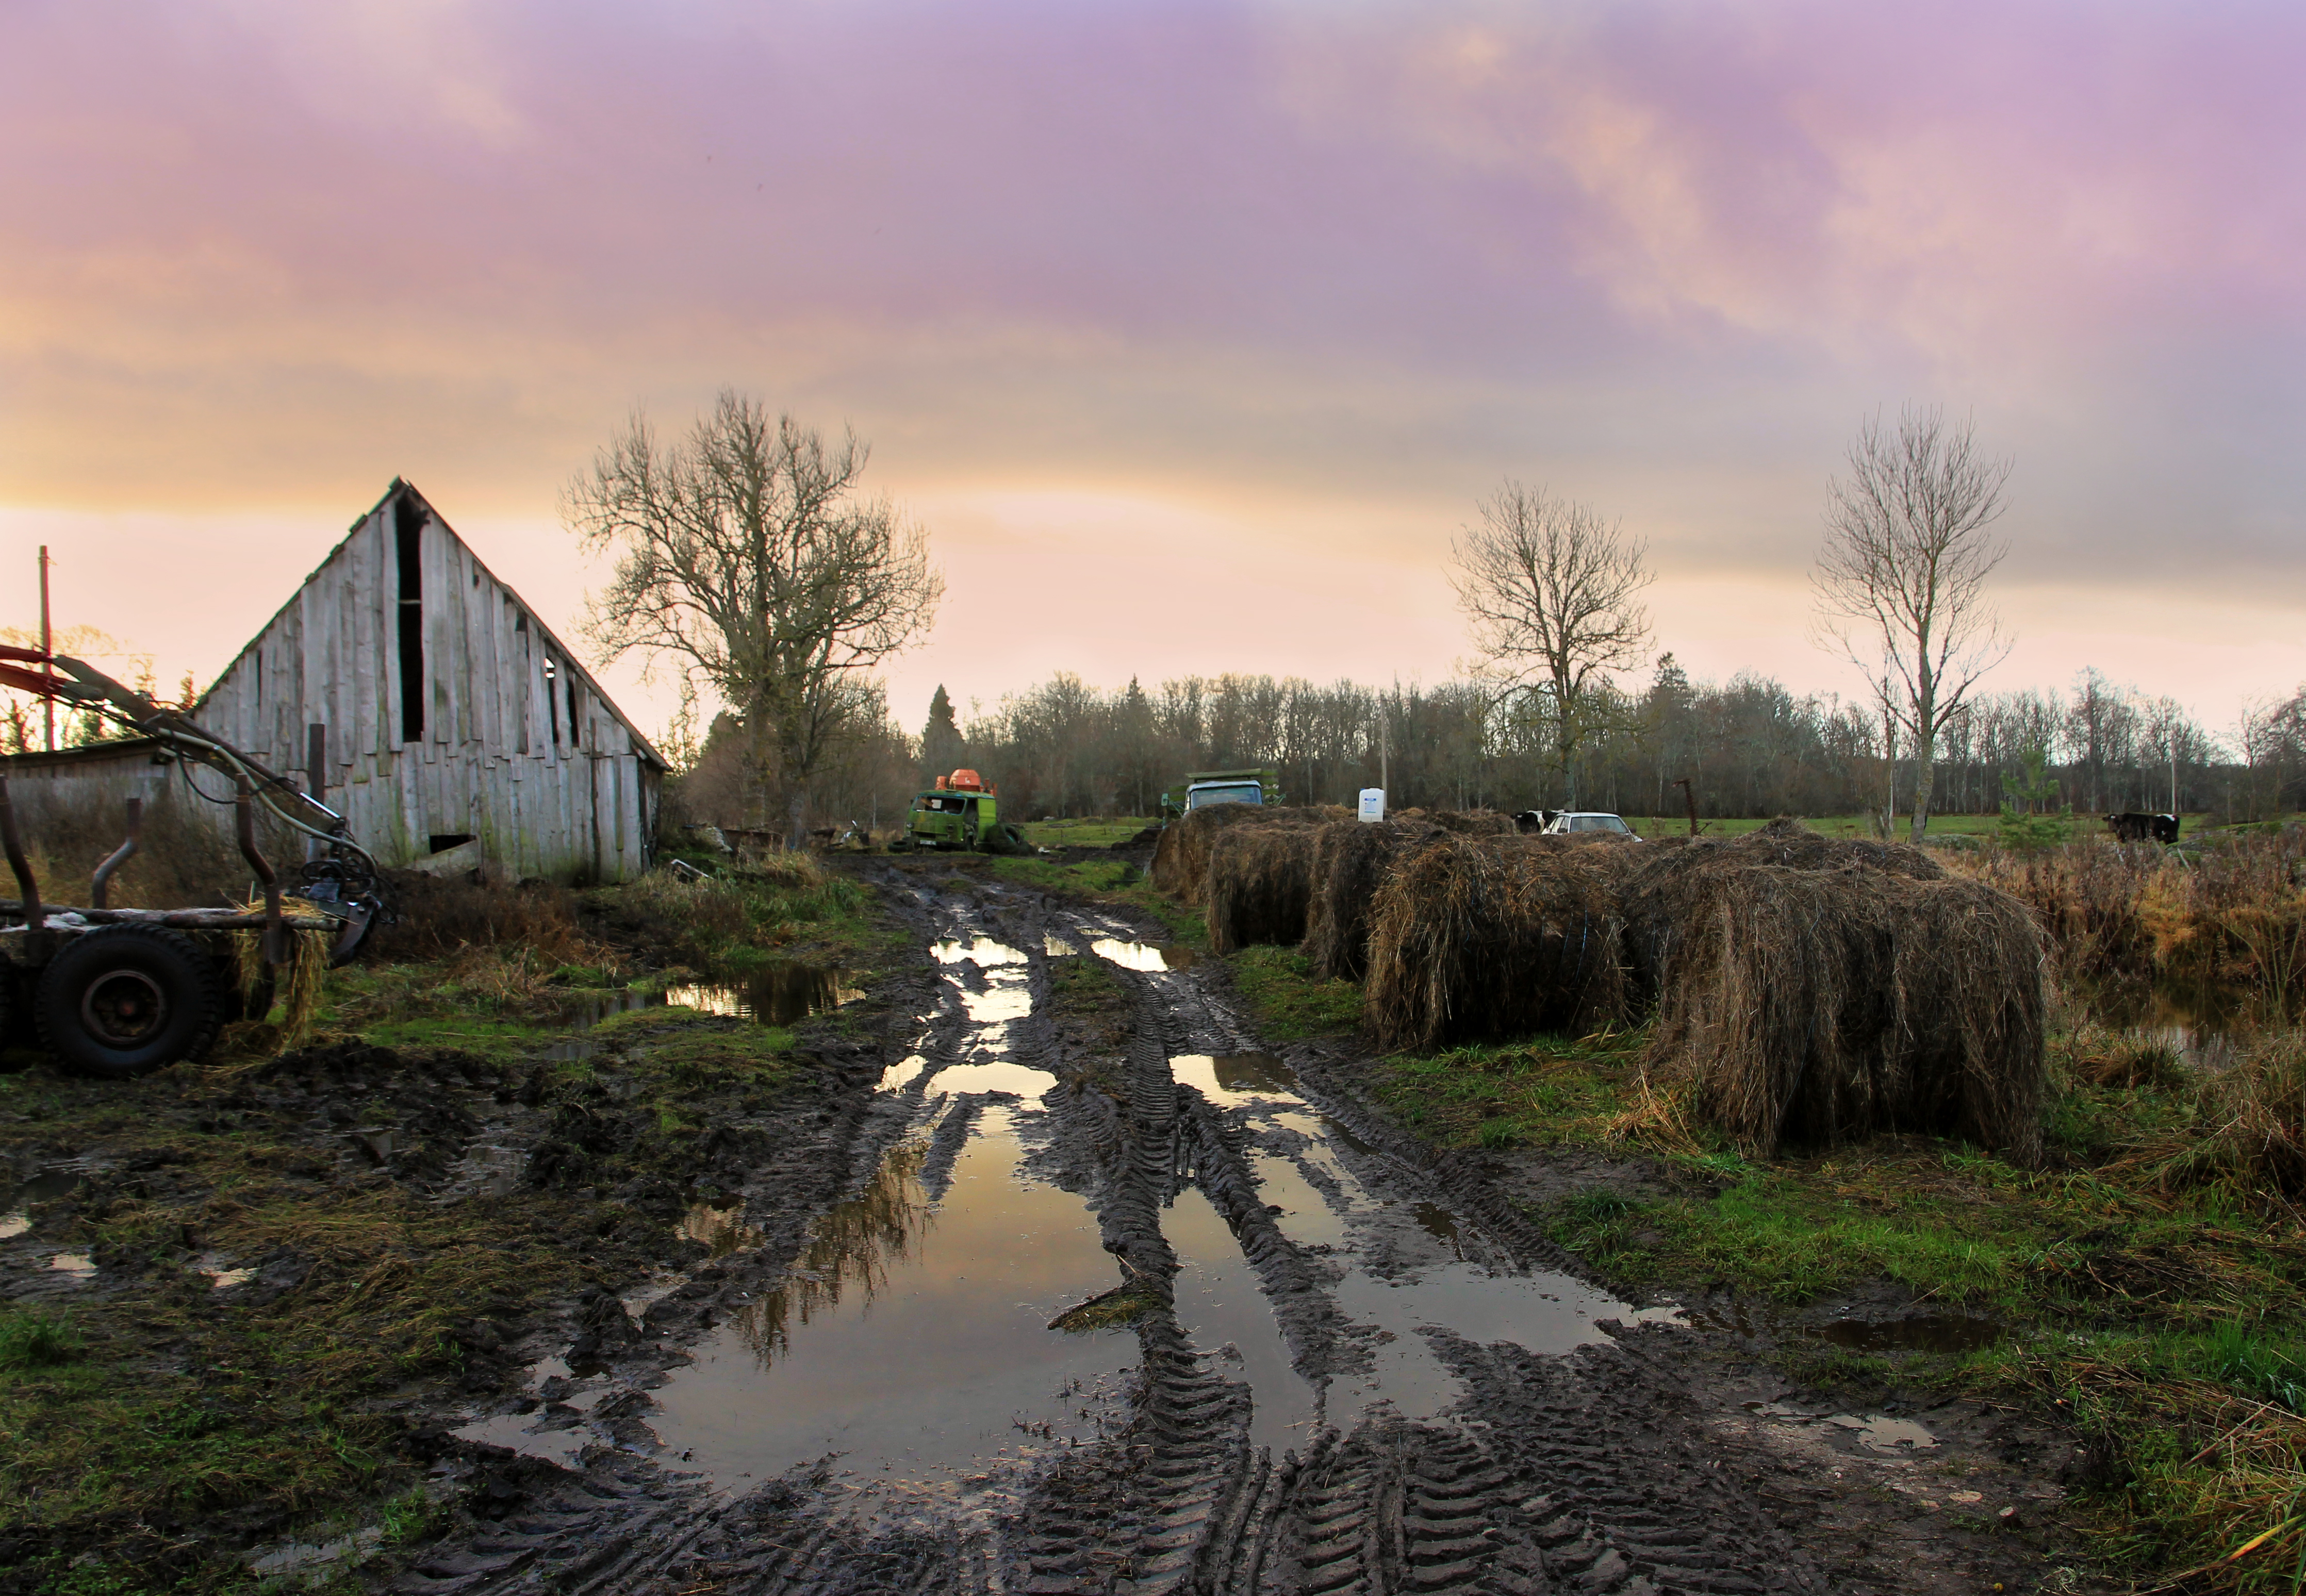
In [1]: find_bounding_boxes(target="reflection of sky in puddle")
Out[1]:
[647,1108,1131,1489]
[1164,1186,1322,1452]
[933,938,1028,966]
[49,1253,94,1279]
[1091,938,1198,972]
[193,1254,255,1289]
[1176,1048,1664,1432]
[1171,1052,1298,1103]
[918,1061,1057,1095]
[665,962,863,1025]
[0,1213,27,1240]
[679,1202,763,1258]
[933,938,1035,1027]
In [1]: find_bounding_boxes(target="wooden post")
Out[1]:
[38,546,53,753]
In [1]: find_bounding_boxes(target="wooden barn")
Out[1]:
[3,480,666,887]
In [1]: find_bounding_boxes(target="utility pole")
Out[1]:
[38,546,54,753]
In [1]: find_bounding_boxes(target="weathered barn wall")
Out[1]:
[0,742,291,909]
[4,483,665,888]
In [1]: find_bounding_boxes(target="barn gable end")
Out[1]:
[4,480,665,889]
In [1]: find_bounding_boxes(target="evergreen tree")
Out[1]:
[921,684,966,777]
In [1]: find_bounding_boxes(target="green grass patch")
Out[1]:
[1018,816,1158,848]
[1225,946,1362,1040]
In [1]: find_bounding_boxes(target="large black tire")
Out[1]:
[35,925,223,1079]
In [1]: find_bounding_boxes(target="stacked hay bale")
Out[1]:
[1642,861,2045,1161]
[1205,825,1322,954]
[1151,803,1339,908]
[1363,833,1646,1051]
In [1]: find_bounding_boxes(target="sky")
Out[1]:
[4,0,2301,749]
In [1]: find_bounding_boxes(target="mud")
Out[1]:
[4,854,2111,1593]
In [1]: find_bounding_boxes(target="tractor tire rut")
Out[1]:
[405,872,1812,1594]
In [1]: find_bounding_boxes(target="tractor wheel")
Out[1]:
[35,926,223,1079]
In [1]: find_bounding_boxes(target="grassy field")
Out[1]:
[1022,809,2273,849]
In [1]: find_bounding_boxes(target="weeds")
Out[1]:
[0,1308,85,1369]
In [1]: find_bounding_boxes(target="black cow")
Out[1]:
[2105,812,2179,844]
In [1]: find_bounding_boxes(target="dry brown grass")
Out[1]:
[1619,819,1942,998]
[1300,818,1445,982]
[2,778,278,909]
[1364,834,1639,1052]
[1392,807,1518,836]
[361,869,600,965]
[1641,863,2047,1161]
[1953,829,2306,1007]
[1205,825,1319,954]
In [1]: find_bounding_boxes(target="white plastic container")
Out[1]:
[1358,789,1386,822]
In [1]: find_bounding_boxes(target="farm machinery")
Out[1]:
[0,645,389,1078]
[893,768,1036,855]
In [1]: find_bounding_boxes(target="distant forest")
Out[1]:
[676,659,2306,832]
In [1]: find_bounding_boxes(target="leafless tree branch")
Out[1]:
[563,391,943,845]
[1450,481,1651,805]
[1811,404,2013,837]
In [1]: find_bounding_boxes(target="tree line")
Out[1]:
[858,661,2292,826]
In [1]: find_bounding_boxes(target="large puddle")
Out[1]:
[649,1105,1132,1495]
[470,920,1674,1503]
[1171,1051,1670,1440]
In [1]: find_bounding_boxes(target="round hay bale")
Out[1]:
[1205,825,1321,953]
[1300,817,1446,982]
[1149,804,1330,904]
[1364,834,1633,1052]
[1643,864,2045,1161]
[1619,818,1944,997]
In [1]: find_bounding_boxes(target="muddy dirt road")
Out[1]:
[387,863,2080,1595]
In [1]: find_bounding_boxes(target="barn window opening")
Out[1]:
[395,497,425,743]
[567,677,582,750]
[426,833,476,854]
[543,656,562,746]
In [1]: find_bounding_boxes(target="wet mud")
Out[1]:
[4,855,2106,1593]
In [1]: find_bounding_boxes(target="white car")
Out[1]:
[1543,811,1638,838]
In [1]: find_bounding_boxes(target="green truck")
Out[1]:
[896,769,1036,854]
[1158,768,1283,820]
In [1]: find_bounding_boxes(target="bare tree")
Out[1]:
[1813,406,2013,839]
[1450,481,1652,805]
[566,391,944,847]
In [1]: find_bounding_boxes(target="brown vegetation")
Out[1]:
[1364,834,1637,1052]
[1618,819,1942,995]
[1,781,268,910]
[1147,804,1336,904]
[1641,865,2046,1161]
[1954,830,2306,1008]
[361,870,597,965]
[1392,807,1518,836]
[1204,825,1319,955]
[1300,818,1445,982]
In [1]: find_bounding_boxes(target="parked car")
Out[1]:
[1542,811,1639,839]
